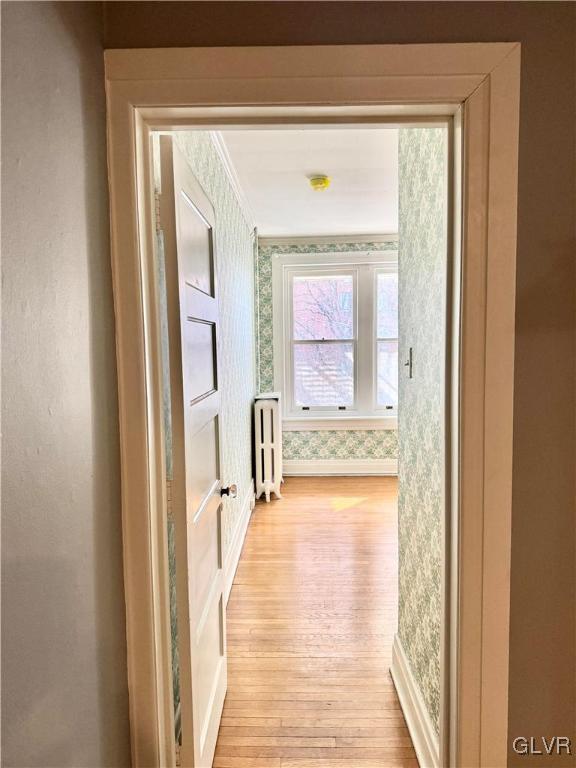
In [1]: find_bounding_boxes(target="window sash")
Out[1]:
[291,272,355,342]
[288,267,358,411]
[375,338,399,409]
[373,267,398,412]
[292,340,356,409]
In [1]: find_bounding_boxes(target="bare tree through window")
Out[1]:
[292,275,354,406]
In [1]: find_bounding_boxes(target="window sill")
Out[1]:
[282,416,397,432]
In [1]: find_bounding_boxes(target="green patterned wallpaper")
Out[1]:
[283,430,398,461]
[397,127,447,732]
[256,240,399,461]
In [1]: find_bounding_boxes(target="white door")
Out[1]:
[159,136,230,768]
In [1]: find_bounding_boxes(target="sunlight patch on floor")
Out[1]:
[330,496,368,512]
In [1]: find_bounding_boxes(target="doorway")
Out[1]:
[154,122,448,767]
[104,42,520,768]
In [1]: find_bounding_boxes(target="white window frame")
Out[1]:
[271,246,398,430]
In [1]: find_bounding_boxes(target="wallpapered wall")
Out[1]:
[397,127,447,732]
[256,240,399,462]
[155,131,257,732]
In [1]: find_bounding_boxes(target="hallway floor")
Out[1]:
[214,476,417,767]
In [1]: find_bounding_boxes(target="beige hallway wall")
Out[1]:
[103,3,576,763]
[1,3,130,766]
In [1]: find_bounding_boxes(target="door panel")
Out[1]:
[186,321,217,402]
[194,495,221,608]
[160,136,227,768]
[176,190,215,296]
[188,419,219,511]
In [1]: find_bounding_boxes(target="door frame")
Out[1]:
[104,42,520,768]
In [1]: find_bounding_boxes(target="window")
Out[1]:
[275,253,398,425]
[292,271,355,408]
[376,272,399,409]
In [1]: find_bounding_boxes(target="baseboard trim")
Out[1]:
[223,480,255,603]
[283,458,398,476]
[390,635,440,768]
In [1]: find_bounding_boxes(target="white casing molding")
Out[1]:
[391,635,440,768]
[223,480,255,603]
[105,42,520,768]
[283,458,397,476]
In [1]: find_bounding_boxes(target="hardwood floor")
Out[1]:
[214,476,417,768]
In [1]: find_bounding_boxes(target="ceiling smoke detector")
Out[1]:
[308,174,331,192]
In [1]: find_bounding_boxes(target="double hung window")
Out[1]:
[279,255,398,423]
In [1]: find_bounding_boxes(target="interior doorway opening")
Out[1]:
[152,122,450,767]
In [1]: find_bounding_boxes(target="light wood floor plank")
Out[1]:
[214,476,415,765]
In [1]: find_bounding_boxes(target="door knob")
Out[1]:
[220,484,238,498]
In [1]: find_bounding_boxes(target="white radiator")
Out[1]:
[254,393,283,502]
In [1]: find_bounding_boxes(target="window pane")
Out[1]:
[293,275,353,340]
[377,273,398,338]
[294,342,354,407]
[377,340,398,407]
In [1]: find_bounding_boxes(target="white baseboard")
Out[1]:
[283,458,398,476]
[223,480,255,603]
[390,635,440,768]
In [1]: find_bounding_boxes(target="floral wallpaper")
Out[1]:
[155,131,257,735]
[154,226,181,723]
[397,127,447,732]
[284,429,398,460]
[256,240,399,462]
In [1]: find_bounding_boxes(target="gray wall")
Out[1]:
[104,3,576,762]
[1,3,130,766]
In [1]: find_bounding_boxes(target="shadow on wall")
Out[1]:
[1,3,130,766]
[54,7,130,762]
[56,3,130,765]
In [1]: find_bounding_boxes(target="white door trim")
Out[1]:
[104,42,520,768]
